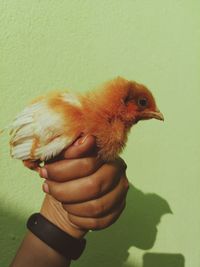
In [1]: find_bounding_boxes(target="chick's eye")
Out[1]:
[138,98,148,107]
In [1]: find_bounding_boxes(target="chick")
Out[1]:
[9,77,164,166]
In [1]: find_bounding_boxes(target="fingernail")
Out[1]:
[39,168,48,179]
[42,182,49,194]
[74,135,89,146]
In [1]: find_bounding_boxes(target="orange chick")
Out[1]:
[9,77,164,167]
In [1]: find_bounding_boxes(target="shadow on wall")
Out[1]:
[74,185,185,267]
[0,185,185,267]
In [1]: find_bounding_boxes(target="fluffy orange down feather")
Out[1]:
[8,77,164,165]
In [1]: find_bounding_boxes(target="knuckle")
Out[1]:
[96,218,114,230]
[90,218,100,230]
[115,157,127,172]
[118,157,127,171]
[121,160,127,171]
[82,158,93,172]
[123,177,129,192]
[95,202,105,217]
[83,158,92,170]
[88,201,97,216]
[87,177,102,197]
[89,200,105,217]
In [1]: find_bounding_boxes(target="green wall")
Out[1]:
[0,1,200,266]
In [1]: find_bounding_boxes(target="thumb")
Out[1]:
[63,135,97,159]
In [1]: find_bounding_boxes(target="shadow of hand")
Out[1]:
[74,184,172,267]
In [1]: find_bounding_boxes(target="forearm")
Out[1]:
[10,231,70,267]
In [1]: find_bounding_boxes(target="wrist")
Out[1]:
[40,194,87,239]
[10,231,70,267]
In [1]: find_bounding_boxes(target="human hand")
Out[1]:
[25,135,129,239]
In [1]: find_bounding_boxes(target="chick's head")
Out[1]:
[122,80,164,125]
[102,77,164,127]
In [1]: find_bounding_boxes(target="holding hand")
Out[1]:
[35,135,129,239]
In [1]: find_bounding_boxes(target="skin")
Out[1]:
[10,135,129,267]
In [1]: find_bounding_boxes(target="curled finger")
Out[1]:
[67,201,126,230]
[62,176,129,217]
[40,156,103,182]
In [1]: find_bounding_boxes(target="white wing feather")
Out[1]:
[10,93,81,161]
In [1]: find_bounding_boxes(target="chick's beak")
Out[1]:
[149,110,164,121]
[141,109,164,121]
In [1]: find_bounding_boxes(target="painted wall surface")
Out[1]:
[0,1,200,267]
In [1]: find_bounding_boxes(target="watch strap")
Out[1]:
[27,213,86,260]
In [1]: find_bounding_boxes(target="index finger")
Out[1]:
[23,135,97,171]
[45,135,97,163]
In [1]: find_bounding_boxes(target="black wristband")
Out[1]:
[27,213,86,260]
